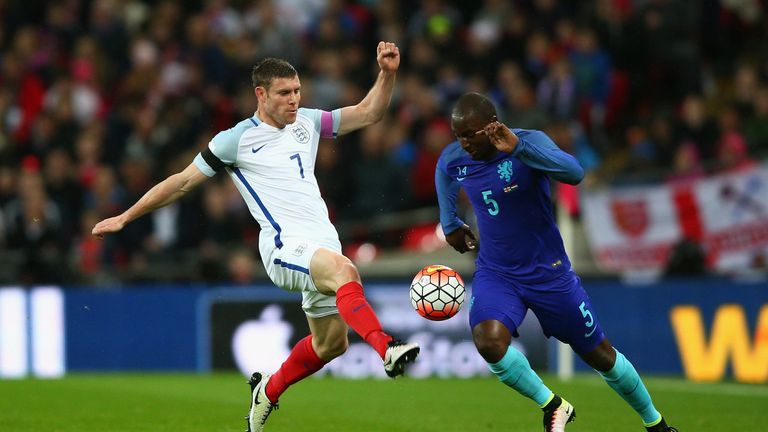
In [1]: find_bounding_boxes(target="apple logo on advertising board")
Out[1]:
[231,304,292,375]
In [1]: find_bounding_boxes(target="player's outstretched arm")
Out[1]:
[91,162,209,239]
[336,41,399,135]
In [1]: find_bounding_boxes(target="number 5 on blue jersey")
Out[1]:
[481,190,499,216]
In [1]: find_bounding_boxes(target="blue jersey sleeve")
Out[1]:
[435,158,465,235]
[511,130,585,185]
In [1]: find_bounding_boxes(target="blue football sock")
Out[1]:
[598,349,661,425]
[488,346,553,407]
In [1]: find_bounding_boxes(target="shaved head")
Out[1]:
[451,92,497,125]
[450,93,500,161]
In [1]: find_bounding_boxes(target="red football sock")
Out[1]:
[265,335,327,402]
[336,281,393,359]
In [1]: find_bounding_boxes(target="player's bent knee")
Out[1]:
[472,321,512,363]
[311,249,361,294]
[579,339,616,372]
[473,337,508,363]
[334,260,360,285]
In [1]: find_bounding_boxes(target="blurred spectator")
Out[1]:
[633,0,701,101]
[373,0,406,46]
[537,57,577,121]
[0,165,16,208]
[350,120,410,217]
[714,103,756,174]
[676,94,718,161]
[569,27,611,134]
[497,8,529,63]
[546,120,600,218]
[274,0,327,34]
[228,247,258,285]
[744,87,768,155]
[199,181,245,248]
[504,80,550,130]
[307,49,345,109]
[29,111,62,157]
[529,0,567,33]
[410,118,452,207]
[433,64,465,106]
[664,238,707,277]
[545,120,600,176]
[570,27,611,107]
[666,141,705,185]
[489,60,525,115]
[648,112,677,169]
[85,166,124,220]
[716,131,756,173]
[182,13,231,90]
[524,31,553,82]
[4,165,61,249]
[72,209,105,282]
[406,38,439,83]
[732,63,759,117]
[193,180,252,283]
[315,139,352,221]
[44,147,82,244]
[464,0,509,80]
[4,165,69,284]
[1,51,45,144]
[624,123,658,174]
[408,0,462,55]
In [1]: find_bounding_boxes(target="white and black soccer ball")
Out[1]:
[409,264,465,321]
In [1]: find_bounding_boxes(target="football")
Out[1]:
[410,265,466,321]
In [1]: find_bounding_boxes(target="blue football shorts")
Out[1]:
[468,268,605,355]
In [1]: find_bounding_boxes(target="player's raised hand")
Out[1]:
[376,41,400,73]
[484,120,519,154]
[445,224,478,254]
[91,215,126,239]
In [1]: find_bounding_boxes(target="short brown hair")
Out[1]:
[251,58,297,89]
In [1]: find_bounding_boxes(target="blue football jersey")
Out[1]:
[435,128,584,283]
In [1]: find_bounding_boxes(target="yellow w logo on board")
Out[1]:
[671,304,768,383]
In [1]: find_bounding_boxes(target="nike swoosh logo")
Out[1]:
[584,326,597,338]
[425,265,445,273]
[352,304,365,313]
[252,144,267,154]
[457,177,466,182]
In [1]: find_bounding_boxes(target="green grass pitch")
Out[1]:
[1,373,765,431]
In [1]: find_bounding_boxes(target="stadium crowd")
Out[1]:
[0,0,766,285]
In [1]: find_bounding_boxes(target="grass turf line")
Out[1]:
[0,373,763,431]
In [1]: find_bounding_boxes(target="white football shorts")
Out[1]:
[263,239,339,318]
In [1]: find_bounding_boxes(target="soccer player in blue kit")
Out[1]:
[435,93,677,432]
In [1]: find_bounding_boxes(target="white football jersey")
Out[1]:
[193,108,343,260]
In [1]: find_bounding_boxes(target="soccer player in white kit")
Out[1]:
[91,41,419,432]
